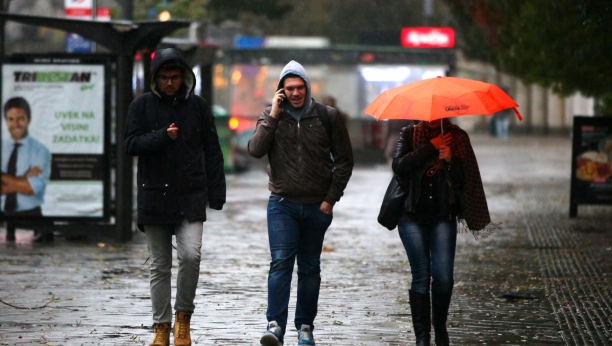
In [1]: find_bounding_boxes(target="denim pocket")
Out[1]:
[269,195,282,202]
[318,207,333,218]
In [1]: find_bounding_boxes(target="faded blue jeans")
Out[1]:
[145,220,203,324]
[398,219,457,295]
[266,195,333,333]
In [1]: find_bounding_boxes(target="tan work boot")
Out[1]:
[174,311,192,346]
[149,322,171,346]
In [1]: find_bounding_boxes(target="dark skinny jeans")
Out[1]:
[398,218,457,295]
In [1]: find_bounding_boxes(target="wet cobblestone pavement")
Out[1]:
[1,134,611,345]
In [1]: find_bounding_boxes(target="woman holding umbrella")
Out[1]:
[391,118,494,346]
[366,76,516,346]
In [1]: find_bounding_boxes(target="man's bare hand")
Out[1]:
[320,201,333,215]
[430,133,452,149]
[1,173,35,195]
[25,166,42,178]
[167,123,178,140]
[270,88,286,119]
[439,145,452,162]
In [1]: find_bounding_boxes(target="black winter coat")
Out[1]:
[392,126,464,221]
[124,48,226,227]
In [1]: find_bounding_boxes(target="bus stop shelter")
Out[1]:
[0,12,190,242]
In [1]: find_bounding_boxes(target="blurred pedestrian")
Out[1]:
[491,86,512,141]
[125,48,226,346]
[382,119,414,166]
[249,60,354,346]
[391,119,494,346]
[323,96,349,125]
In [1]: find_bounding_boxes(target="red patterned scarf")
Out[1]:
[414,119,499,239]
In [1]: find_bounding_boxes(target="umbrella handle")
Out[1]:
[441,119,444,140]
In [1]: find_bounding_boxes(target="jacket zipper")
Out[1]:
[297,121,301,171]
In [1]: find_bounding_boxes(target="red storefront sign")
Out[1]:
[401,28,455,48]
[65,8,91,17]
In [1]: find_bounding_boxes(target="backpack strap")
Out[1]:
[315,103,333,142]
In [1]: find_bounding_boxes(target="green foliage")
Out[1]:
[251,0,453,44]
[134,0,208,21]
[208,0,293,23]
[134,0,293,22]
[444,0,612,114]
[133,0,452,44]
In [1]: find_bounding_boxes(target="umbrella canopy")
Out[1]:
[363,76,522,122]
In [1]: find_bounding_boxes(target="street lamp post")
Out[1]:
[122,0,133,20]
[0,0,10,57]
[423,0,433,26]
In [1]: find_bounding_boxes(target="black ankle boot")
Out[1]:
[432,288,452,346]
[6,223,15,241]
[33,230,54,243]
[409,290,431,346]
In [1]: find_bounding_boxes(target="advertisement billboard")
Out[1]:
[401,28,455,48]
[1,56,110,220]
[569,116,612,217]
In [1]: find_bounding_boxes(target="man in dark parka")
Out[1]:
[125,48,226,346]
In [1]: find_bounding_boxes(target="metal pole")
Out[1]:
[122,0,133,20]
[91,0,97,52]
[143,51,151,93]
[441,119,444,140]
[92,0,97,20]
[423,0,433,26]
[201,64,213,101]
[115,54,134,242]
[0,0,10,58]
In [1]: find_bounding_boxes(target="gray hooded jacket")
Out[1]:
[277,60,313,121]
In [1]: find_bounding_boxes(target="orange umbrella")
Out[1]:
[363,76,522,124]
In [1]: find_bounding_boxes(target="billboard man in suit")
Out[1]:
[2,97,51,242]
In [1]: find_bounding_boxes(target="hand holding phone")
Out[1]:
[270,88,285,118]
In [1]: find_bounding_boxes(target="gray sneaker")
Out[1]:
[260,320,283,346]
[298,324,315,345]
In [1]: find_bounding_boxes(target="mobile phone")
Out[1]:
[278,88,288,106]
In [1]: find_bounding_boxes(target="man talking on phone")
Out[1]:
[248,60,353,346]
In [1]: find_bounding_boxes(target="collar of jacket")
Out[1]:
[281,98,316,120]
[157,85,188,105]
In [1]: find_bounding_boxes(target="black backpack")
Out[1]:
[315,103,333,142]
[315,103,337,163]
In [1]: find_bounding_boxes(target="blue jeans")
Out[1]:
[266,195,333,332]
[496,117,510,141]
[398,219,457,295]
